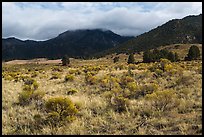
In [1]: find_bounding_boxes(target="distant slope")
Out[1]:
[2,29,134,61]
[101,14,202,56]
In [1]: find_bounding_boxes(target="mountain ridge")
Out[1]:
[2,29,134,61]
[2,14,202,61]
[100,14,202,56]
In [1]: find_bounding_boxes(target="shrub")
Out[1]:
[45,97,78,126]
[119,76,135,88]
[85,73,98,85]
[154,69,163,77]
[126,82,138,92]
[140,83,158,95]
[31,71,38,78]
[50,72,61,79]
[64,74,74,82]
[176,74,192,86]
[18,90,33,105]
[69,69,81,75]
[18,90,45,106]
[52,66,63,72]
[110,95,129,113]
[23,77,36,86]
[18,78,44,105]
[31,90,46,100]
[22,78,39,91]
[128,64,137,70]
[114,64,126,70]
[145,90,180,112]
[66,89,78,95]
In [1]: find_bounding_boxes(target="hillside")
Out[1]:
[2,29,134,61]
[99,14,202,56]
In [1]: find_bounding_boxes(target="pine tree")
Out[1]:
[127,53,135,64]
[167,51,175,62]
[61,55,70,66]
[143,50,152,63]
[185,45,200,60]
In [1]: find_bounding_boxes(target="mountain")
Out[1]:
[2,29,134,61]
[100,14,202,56]
[2,14,202,61]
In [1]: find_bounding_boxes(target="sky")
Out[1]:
[2,2,202,41]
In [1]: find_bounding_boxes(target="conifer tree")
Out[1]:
[185,45,200,60]
[61,55,70,66]
[127,53,135,64]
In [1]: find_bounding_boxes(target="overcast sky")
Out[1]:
[2,2,202,41]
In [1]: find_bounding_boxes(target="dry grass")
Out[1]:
[2,44,202,135]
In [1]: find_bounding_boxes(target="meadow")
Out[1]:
[2,44,202,135]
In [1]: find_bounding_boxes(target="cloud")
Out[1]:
[2,2,202,40]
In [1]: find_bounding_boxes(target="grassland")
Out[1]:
[2,44,202,135]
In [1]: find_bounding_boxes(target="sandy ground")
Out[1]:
[3,58,62,65]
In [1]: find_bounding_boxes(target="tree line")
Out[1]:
[61,45,201,65]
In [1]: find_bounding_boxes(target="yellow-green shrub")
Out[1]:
[23,78,39,91]
[50,72,61,79]
[18,79,43,105]
[52,66,63,72]
[64,74,74,82]
[85,73,98,85]
[69,69,81,75]
[18,90,33,105]
[140,83,158,95]
[119,75,135,88]
[45,97,78,126]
